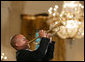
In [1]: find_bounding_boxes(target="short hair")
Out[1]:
[10,34,20,50]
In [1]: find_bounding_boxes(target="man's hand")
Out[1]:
[39,30,47,38]
[46,33,52,43]
[39,30,52,43]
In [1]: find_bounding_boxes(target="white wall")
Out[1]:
[65,38,84,61]
[1,1,24,61]
[22,1,63,15]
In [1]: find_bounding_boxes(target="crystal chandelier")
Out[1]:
[47,1,84,39]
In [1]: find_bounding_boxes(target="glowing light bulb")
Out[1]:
[2,53,4,56]
[54,8,57,11]
[55,5,58,9]
[49,7,53,10]
[60,14,63,17]
[4,56,7,60]
[53,13,56,16]
[55,22,58,24]
[82,33,84,36]
[1,56,3,60]
[81,6,84,8]
[62,22,66,25]
[48,7,53,14]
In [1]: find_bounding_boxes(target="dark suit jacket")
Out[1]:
[16,37,55,61]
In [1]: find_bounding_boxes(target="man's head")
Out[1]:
[10,34,30,50]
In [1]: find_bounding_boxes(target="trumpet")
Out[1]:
[27,21,63,44]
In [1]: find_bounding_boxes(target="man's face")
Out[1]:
[15,34,28,47]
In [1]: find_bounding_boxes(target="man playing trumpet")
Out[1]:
[10,30,55,61]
